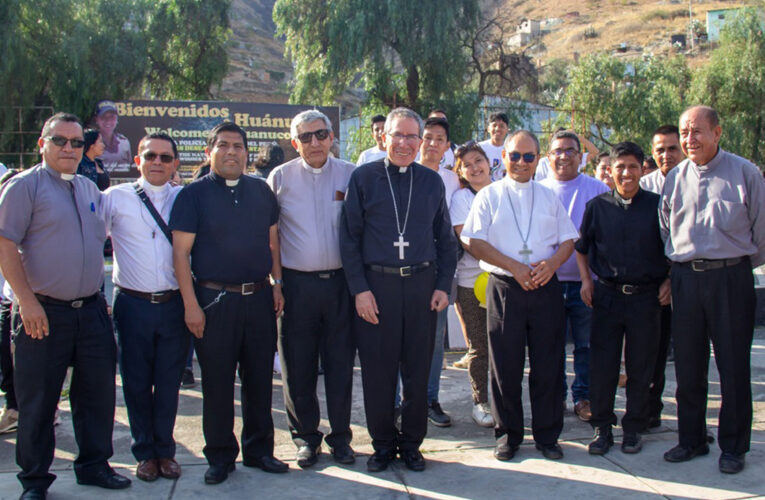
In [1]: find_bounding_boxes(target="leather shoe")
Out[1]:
[535,442,564,460]
[243,455,289,473]
[136,459,159,482]
[574,400,592,422]
[588,426,613,455]
[400,449,426,471]
[204,463,234,484]
[621,432,642,454]
[494,443,519,461]
[331,445,355,465]
[663,443,709,463]
[19,488,46,500]
[77,468,132,489]
[296,445,321,468]
[158,458,181,479]
[367,449,396,472]
[719,452,745,474]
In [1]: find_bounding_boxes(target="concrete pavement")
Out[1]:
[1,329,764,500]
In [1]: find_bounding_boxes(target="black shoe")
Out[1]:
[494,443,519,461]
[243,455,289,473]
[19,488,46,500]
[367,449,396,472]
[663,443,709,463]
[181,368,196,388]
[77,468,132,489]
[719,452,745,474]
[535,442,563,460]
[400,449,426,471]
[296,445,321,468]
[621,432,642,454]
[427,402,452,427]
[588,426,614,455]
[330,445,355,465]
[204,463,235,484]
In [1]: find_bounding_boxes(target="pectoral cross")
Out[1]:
[519,244,532,265]
[394,235,409,260]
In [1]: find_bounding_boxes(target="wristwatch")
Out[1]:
[270,277,283,286]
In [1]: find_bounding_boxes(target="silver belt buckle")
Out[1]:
[620,285,635,295]
[318,272,331,279]
[691,260,705,272]
[150,293,164,304]
[399,266,412,277]
[71,300,84,309]
[241,282,255,295]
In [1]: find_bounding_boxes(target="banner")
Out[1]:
[93,99,340,180]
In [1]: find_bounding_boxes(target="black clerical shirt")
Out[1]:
[340,159,457,295]
[575,188,669,285]
[169,172,279,284]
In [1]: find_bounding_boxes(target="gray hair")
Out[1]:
[504,130,540,154]
[290,109,332,140]
[384,107,424,137]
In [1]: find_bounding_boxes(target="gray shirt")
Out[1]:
[659,149,765,267]
[268,156,355,272]
[0,164,106,300]
[639,168,666,195]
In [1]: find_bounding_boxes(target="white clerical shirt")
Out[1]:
[460,177,578,277]
[101,178,181,292]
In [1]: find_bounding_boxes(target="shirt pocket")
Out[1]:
[710,199,749,234]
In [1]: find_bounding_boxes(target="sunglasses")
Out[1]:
[296,129,331,143]
[141,151,175,163]
[508,152,537,163]
[46,136,85,148]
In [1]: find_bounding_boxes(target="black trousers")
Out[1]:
[588,283,661,432]
[487,274,565,448]
[355,267,436,452]
[671,259,755,455]
[279,268,354,449]
[12,296,116,491]
[112,289,190,461]
[648,304,672,421]
[0,298,16,410]
[193,285,277,465]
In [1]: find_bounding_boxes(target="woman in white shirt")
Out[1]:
[450,142,494,427]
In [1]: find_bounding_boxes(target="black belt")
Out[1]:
[196,279,269,295]
[283,268,342,279]
[366,262,431,277]
[677,257,744,272]
[598,280,658,295]
[35,293,99,309]
[117,286,180,304]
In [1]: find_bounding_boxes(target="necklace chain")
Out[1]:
[383,164,413,237]
[504,182,535,247]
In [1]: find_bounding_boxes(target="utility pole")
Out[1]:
[689,0,694,51]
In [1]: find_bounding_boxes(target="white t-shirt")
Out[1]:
[639,168,666,195]
[461,178,579,277]
[450,188,482,287]
[356,146,386,166]
[478,140,505,181]
[437,165,460,209]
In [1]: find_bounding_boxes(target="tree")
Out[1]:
[0,0,231,168]
[554,53,690,152]
[273,0,479,112]
[690,7,765,165]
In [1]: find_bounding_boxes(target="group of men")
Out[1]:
[0,103,762,500]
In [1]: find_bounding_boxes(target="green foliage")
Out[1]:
[689,7,765,164]
[555,53,690,152]
[0,0,231,168]
[345,102,390,163]
[273,0,479,113]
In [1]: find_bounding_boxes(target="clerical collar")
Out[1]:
[301,157,327,174]
[384,158,413,174]
[613,189,638,206]
[42,163,75,182]
[209,171,242,187]
[226,179,239,187]
[139,177,166,193]
[504,177,532,190]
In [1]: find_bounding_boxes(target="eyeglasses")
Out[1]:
[296,129,331,143]
[46,136,85,148]
[508,152,537,163]
[550,148,580,157]
[141,151,175,163]
[388,133,421,142]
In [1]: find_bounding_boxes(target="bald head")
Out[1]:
[681,105,719,128]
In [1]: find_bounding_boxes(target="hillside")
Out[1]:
[216,0,751,104]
